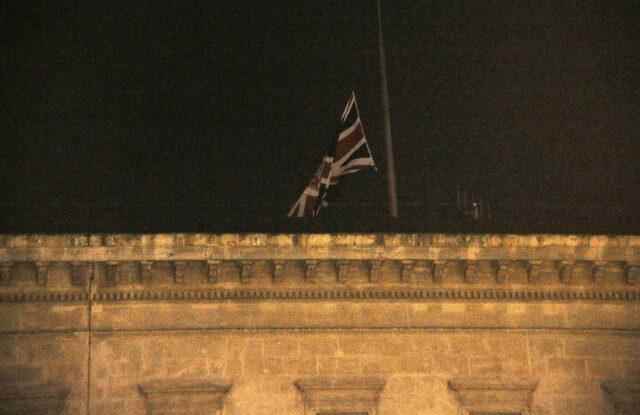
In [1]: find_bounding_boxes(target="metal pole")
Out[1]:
[377,0,399,217]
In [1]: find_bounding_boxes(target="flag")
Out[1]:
[288,92,376,217]
[332,92,376,179]
[287,155,334,217]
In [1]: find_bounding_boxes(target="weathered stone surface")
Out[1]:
[0,233,639,415]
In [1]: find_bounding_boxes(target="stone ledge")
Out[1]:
[448,377,538,414]
[138,379,232,415]
[295,376,385,414]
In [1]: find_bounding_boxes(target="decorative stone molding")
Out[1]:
[400,260,415,283]
[304,260,319,283]
[528,261,556,284]
[448,377,538,415]
[464,262,479,284]
[34,261,49,286]
[104,261,119,286]
[592,261,609,285]
[172,261,187,284]
[70,262,91,287]
[238,261,253,284]
[0,234,639,303]
[336,261,353,284]
[0,262,13,286]
[601,378,640,415]
[413,261,431,283]
[272,260,286,283]
[558,260,575,285]
[626,263,640,285]
[0,382,70,415]
[368,260,384,283]
[138,379,232,415]
[433,260,448,284]
[527,260,544,284]
[495,260,512,284]
[140,261,154,284]
[294,377,385,415]
[206,260,221,284]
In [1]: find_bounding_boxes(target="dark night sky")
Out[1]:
[2,1,640,233]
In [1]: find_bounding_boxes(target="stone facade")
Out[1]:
[0,233,639,415]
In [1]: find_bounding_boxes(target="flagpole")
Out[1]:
[377,0,399,217]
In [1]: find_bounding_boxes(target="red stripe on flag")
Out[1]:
[335,122,364,160]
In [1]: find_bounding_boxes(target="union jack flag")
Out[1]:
[288,155,334,217]
[288,92,376,217]
[333,91,376,178]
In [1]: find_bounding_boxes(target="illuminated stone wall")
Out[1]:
[1,234,639,414]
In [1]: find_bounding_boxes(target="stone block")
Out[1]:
[486,334,528,360]
[529,336,564,359]
[449,334,489,356]
[263,336,299,359]
[431,354,469,376]
[285,356,318,376]
[565,336,640,359]
[299,334,338,357]
[413,334,449,354]
[339,334,410,356]
[398,354,432,374]
[224,359,242,377]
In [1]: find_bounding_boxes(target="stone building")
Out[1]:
[0,233,639,415]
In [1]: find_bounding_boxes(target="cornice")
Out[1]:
[1,234,639,304]
[1,233,640,262]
